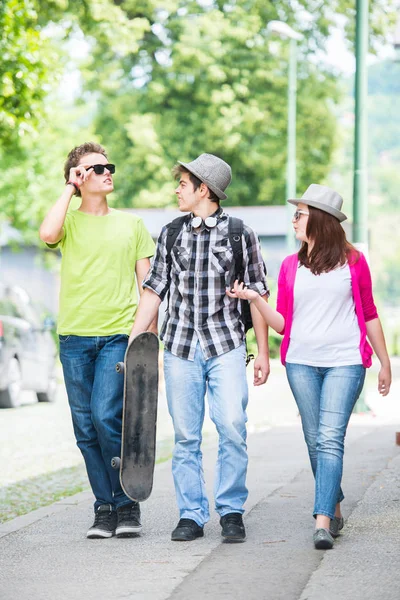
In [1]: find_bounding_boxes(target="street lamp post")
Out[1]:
[353,0,369,252]
[267,21,303,252]
[353,0,370,413]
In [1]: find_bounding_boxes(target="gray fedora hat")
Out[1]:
[178,153,232,200]
[287,184,347,222]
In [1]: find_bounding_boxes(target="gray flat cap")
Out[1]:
[288,184,347,222]
[178,153,232,200]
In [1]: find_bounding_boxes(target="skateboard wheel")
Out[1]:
[115,362,125,374]
[111,457,121,469]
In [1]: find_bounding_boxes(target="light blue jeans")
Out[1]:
[286,363,366,519]
[164,343,249,526]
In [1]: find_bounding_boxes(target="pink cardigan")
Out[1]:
[276,252,378,368]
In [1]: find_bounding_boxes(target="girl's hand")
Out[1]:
[226,280,259,302]
[378,364,392,396]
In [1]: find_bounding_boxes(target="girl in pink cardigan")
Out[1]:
[228,184,391,550]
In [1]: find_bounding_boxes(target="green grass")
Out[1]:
[0,445,175,524]
[0,465,89,523]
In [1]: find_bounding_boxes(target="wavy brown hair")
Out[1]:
[298,206,359,275]
[64,142,107,197]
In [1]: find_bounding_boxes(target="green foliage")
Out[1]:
[377,256,400,306]
[83,0,396,209]
[0,0,60,150]
[0,0,398,230]
[365,60,400,308]
[246,328,281,360]
[329,57,400,310]
[368,58,400,95]
[0,101,97,237]
[90,1,345,208]
[368,60,400,157]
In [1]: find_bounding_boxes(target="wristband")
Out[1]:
[66,181,80,193]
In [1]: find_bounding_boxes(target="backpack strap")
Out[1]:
[228,216,255,364]
[228,216,245,282]
[164,215,190,308]
[166,215,191,260]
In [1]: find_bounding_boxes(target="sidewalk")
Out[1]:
[1,421,400,600]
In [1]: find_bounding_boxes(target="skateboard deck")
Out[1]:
[113,332,159,502]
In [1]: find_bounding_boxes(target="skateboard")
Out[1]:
[111,332,159,502]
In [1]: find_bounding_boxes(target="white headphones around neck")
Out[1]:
[191,216,218,229]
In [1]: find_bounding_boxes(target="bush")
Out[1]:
[246,328,281,360]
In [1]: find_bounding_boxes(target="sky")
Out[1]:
[325,22,396,75]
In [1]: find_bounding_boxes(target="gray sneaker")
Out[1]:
[329,516,344,538]
[313,528,334,550]
[87,504,117,539]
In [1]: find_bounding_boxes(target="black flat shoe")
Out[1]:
[171,518,204,541]
[329,516,344,538]
[313,528,334,550]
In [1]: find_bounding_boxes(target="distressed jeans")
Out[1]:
[286,363,366,519]
[164,343,249,526]
[59,334,132,511]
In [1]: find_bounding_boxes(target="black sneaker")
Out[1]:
[171,518,204,541]
[116,502,142,537]
[87,504,117,539]
[220,513,246,542]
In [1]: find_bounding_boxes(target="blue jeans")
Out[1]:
[286,363,366,519]
[164,343,249,526]
[59,334,131,511]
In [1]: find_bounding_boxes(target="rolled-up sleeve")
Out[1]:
[142,226,170,301]
[276,261,288,335]
[243,226,269,297]
[358,254,379,322]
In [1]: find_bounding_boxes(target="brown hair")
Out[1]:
[64,142,107,197]
[298,206,359,275]
[172,164,219,203]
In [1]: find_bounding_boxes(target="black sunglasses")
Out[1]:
[87,163,116,175]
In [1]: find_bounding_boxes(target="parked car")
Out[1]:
[0,285,57,408]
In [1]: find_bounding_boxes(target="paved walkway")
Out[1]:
[1,420,400,600]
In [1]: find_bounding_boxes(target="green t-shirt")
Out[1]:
[53,209,155,336]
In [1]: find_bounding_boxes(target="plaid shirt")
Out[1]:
[143,209,269,361]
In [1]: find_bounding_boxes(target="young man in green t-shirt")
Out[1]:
[39,142,156,539]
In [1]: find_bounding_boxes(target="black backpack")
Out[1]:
[165,215,255,333]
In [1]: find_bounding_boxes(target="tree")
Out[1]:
[1,0,397,230]
[81,0,397,208]
[0,0,60,151]
[0,101,97,236]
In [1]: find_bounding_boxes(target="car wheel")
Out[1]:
[0,357,22,409]
[37,376,57,403]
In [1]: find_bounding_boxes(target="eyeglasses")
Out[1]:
[87,164,116,175]
[293,209,309,221]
